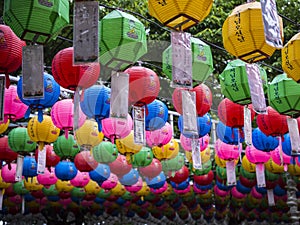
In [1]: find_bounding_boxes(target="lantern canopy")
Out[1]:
[3,0,69,44]
[222,1,283,63]
[268,74,300,117]
[148,0,213,31]
[219,59,267,105]
[8,127,37,155]
[53,134,80,159]
[99,10,147,70]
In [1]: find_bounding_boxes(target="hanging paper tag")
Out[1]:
[73,88,81,132]
[287,118,300,155]
[22,196,25,214]
[182,90,198,137]
[22,45,44,99]
[171,31,192,88]
[110,72,129,119]
[0,189,3,210]
[0,75,5,122]
[133,105,146,145]
[73,1,99,64]
[37,147,46,174]
[226,161,236,186]
[278,136,283,165]
[15,155,24,182]
[261,0,283,48]
[267,189,275,206]
[191,138,202,170]
[246,64,267,114]
[244,106,252,146]
[256,163,266,188]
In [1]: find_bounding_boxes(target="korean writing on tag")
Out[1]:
[110,72,129,119]
[256,163,266,188]
[0,75,5,121]
[261,0,283,48]
[15,155,24,182]
[74,1,99,64]
[267,189,275,206]
[22,45,44,99]
[191,138,202,170]
[133,106,146,145]
[287,118,300,155]
[171,31,192,88]
[37,147,46,174]
[182,90,198,137]
[226,160,236,186]
[244,106,252,146]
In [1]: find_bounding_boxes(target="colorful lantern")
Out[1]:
[245,145,271,164]
[1,163,18,183]
[0,136,18,168]
[222,1,283,63]
[99,10,147,70]
[131,147,153,168]
[100,173,118,190]
[152,139,179,161]
[37,167,58,188]
[145,172,166,189]
[161,152,185,176]
[215,139,240,161]
[70,171,90,188]
[55,179,74,193]
[148,0,213,30]
[169,166,189,184]
[24,177,43,191]
[0,120,9,135]
[74,151,98,172]
[55,161,78,181]
[53,134,80,159]
[108,154,132,178]
[119,169,139,186]
[216,121,244,145]
[146,122,173,147]
[8,127,37,155]
[89,163,110,184]
[180,134,209,152]
[139,158,162,179]
[145,100,168,131]
[194,170,214,186]
[92,141,118,164]
[252,128,279,152]
[219,59,267,104]
[35,145,60,170]
[22,156,37,179]
[271,147,291,169]
[163,37,213,82]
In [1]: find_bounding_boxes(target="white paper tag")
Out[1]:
[246,64,267,114]
[133,106,146,145]
[37,147,46,174]
[15,155,24,182]
[267,189,275,206]
[110,72,129,119]
[182,90,198,137]
[73,1,99,64]
[226,161,236,186]
[244,106,252,146]
[0,75,5,122]
[22,45,44,99]
[191,138,202,170]
[171,31,192,88]
[287,118,300,155]
[261,0,283,48]
[0,189,3,210]
[256,163,266,188]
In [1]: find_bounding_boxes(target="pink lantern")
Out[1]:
[81,199,94,207]
[139,158,162,179]
[231,186,246,199]
[173,184,190,195]
[215,139,240,160]
[70,171,90,188]
[150,181,168,194]
[1,163,18,183]
[59,198,72,208]
[245,145,270,164]
[100,173,118,190]
[108,154,132,178]
[214,185,229,197]
[146,122,173,147]
[180,134,209,152]
[250,187,263,199]
[51,99,86,138]
[9,195,22,204]
[102,114,133,143]
[271,147,291,170]
[37,167,58,188]
[4,85,27,122]
[125,176,143,193]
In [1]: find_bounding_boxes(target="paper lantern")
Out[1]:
[252,128,279,152]
[152,139,179,161]
[139,158,162,179]
[148,0,213,31]
[180,133,209,152]
[8,127,37,155]
[245,145,270,164]
[169,166,189,184]
[13,182,29,196]
[194,170,214,186]
[0,136,18,168]
[92,141,118,164]
[145,172,166,189]
[119,169,139,186]
[222,1,283,63]
[89,164,110,184]
[256,106,289,137]
[185,147,211,165]
[125,177,143,193]
[161,152,185,176]
[131,147,153,168]
[52,47,100,91]
[108,154,132,178]
[216,121,244,145]
[53,134,80,159]
[70,171,90,188]
[55,161,78,181]
[125,66,160,106]
[99,10,147,70]
[22,156,37,179]
[0,120,9,135]
[100,173,118,190]
[27,115,60,150]
[271,147,291,169]
[219,59,267,104]
[145,100,168,131]
[163,37,213,82]
[24,177,43,191]
[1,163,18,183]
[37,167,58,188]
[74,151,98,172]
[3,0,69,44]
[146,122,173,148]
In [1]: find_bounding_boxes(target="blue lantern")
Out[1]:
[116,197,126,206]
[89,163,110,184]
[216,180,232,191]
[119,169,139,186]
[17,73,61,122]
[55,161,78,181]
[282,133,292,156]
[170,178,189,190]
[145,99,168,131]
[24,193,35,202]
[274,185,287,196]
[94,197,105,204]
[80,85,111,131]
[236,180,251,194]
[252,128,279,152]
[47,195,60,202]
[145,172,166,189]
[22,156,37,179]
[194,183,213,191]
[255,185,267,195]
[216,121,244,145]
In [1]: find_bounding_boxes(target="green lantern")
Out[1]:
[122,191,133,201]
[3,0,69,44]
[216,165,227,180]
[265,169,279,181]
[190,160,212,176]
[219,59,267,105]
[162,37,213,83]
[53,135,80,159]
[131,147,153,168]
[96,189,111,199]
[8,127,37,155]
[240,166,256,180]
[99,10,147,71]
[268,74,300,117]
[42,185,59,196]
[92,141,118,164]
[71,187,86,198]
[13,181,29,195]
[161,152,185,175]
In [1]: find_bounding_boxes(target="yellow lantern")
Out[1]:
[200,189,213,199]
[27,115,60,150]
[241,155,256,173]
[185,147,211,164]
[110,182,126,197]
[265,158,284,174]
[160,183,173,197]
[136,181,150,198]
[288,163,300,176]
[84,180,101,195]
[24,177,43,191]
[0,172,10,189]
[75,119,104,151]
[0,120,9,135]
[152,139,179,161]
[148,0,213,31]
[222,1,283,63]
[115,131,143,163]
[215,154,238,168]
[282,32,300,82]
[55,180,74,192]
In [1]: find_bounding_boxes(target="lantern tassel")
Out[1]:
[38,109,43,122]
[5,74,10,89]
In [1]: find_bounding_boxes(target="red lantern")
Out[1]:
[35,145,60,170]
[0,25,26,88]
[74,151,98,172]
[218,98,255,128]
[124,66,160,106]
[108,154,132,178]
[51,47,100,91]
[139,158,162,179]
[256,106,288,137]
[194,170,214,186]
[168,165,189,184]
[0,136,18,168]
